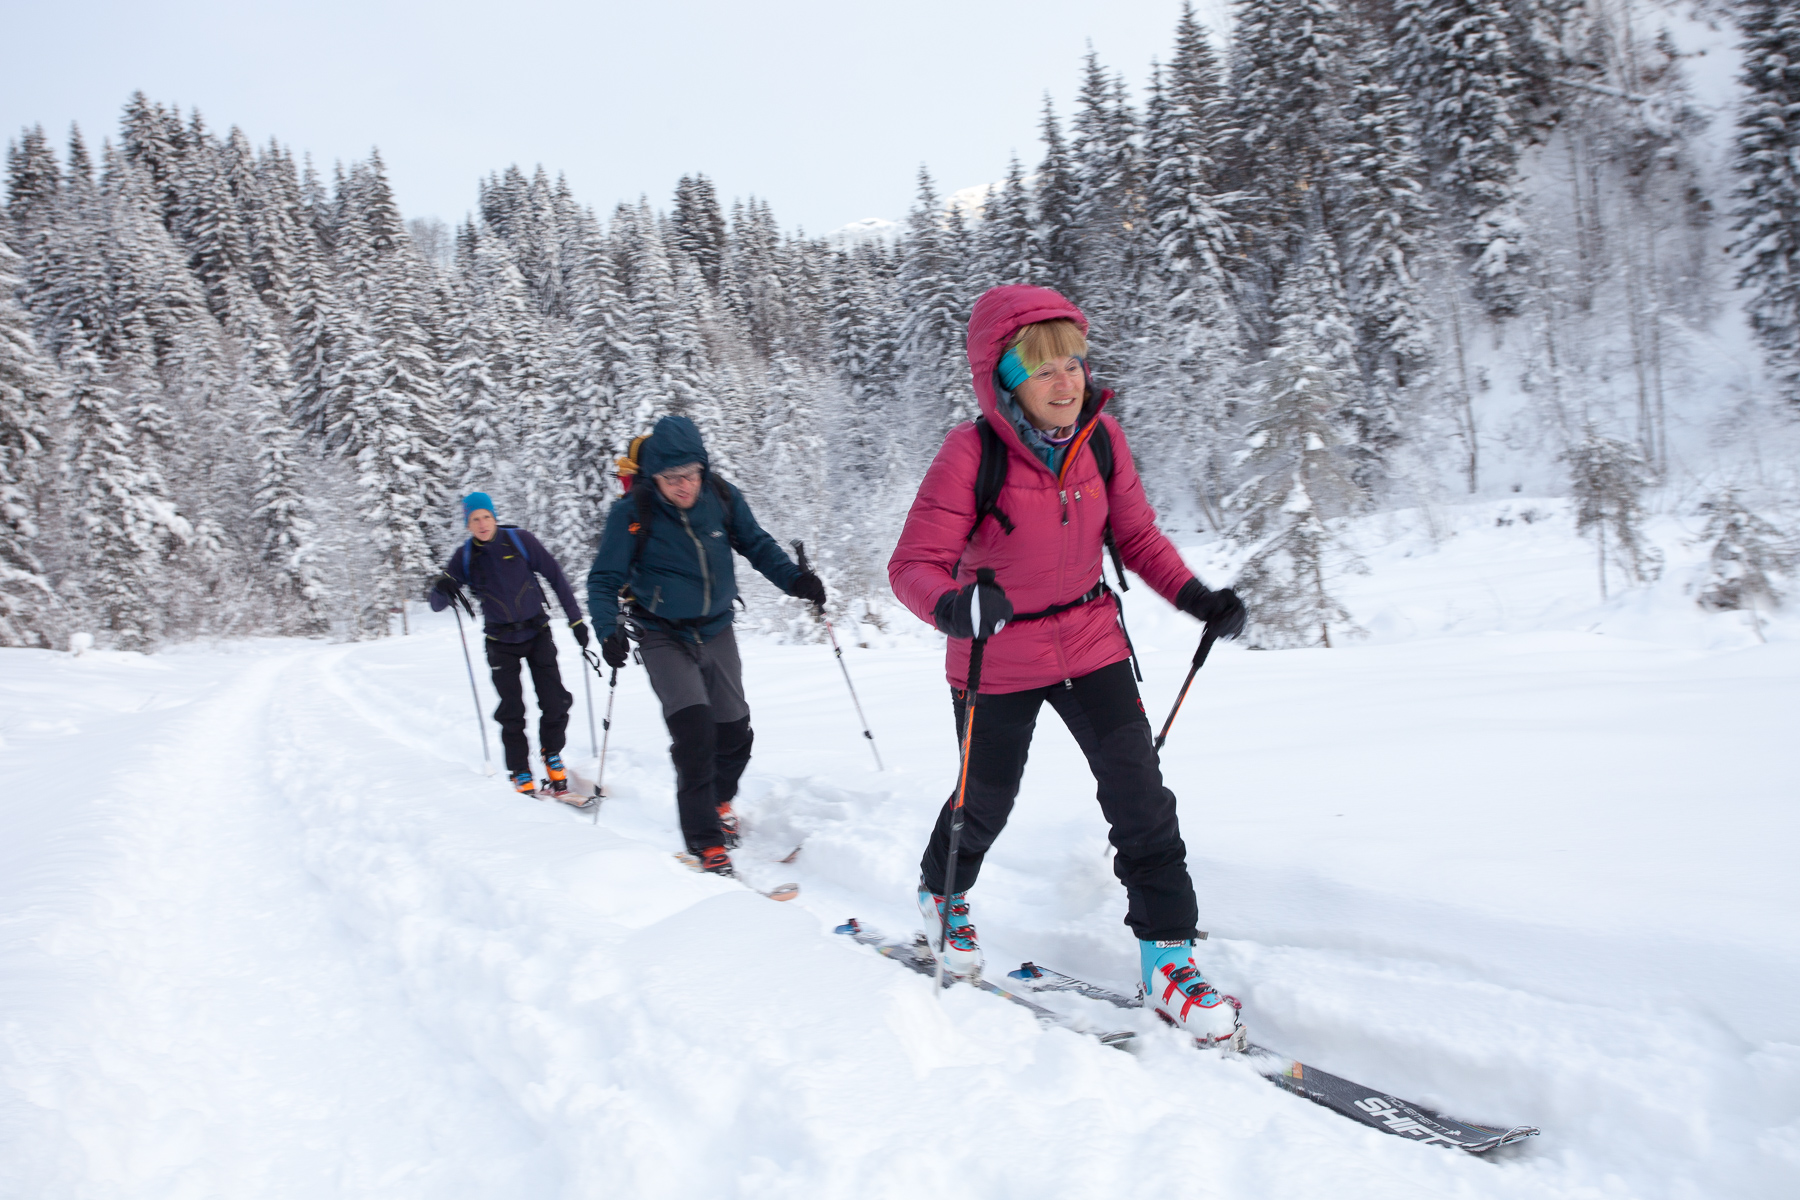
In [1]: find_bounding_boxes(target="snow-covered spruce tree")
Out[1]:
[1070,53,1146,338]
[822,243,903,608]
[1560,425,1659,601]
[1227,0,1352,238]
[1392,0,1531,318]
[1339,39,1432,406]
[570,212,640,467]
[0,238,59,646]
[1693,488,1793,640]
[1227,233,1366,648]
[1135,14,1243,522]
[1030,97,1082,300]
[440,269,510,505]
[1730,0,1800,408]
[329,156,450,634]
[975,156,1041,291]
[61,327,193,649]
[673,173,729,291]
[6,125,62,242]
[896,168,973,436]
[618,200,708,421]
[242,309,326,635]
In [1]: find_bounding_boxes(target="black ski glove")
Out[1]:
[570,618,591,648]
[601,629,630,669]
[934,576,1012,640]
[427,573,472,616]
[793,570,827,610]
[1176,578,1246,641]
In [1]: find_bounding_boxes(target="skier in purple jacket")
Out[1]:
[429,492,591,804]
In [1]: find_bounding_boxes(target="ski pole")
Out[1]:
[582,647,619,824]
[450,594,493,776]
[1153,628,1219,753]
[582,645,598,764]
[935,567,995,997]
[790,540,883,771]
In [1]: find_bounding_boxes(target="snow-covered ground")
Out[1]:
[2,500,1796,1198]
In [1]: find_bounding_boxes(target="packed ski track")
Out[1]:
[3,502,1798,1198]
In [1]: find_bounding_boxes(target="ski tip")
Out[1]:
[1008,962,1044,981]
[834,918,863,935]
[765,883,800,902]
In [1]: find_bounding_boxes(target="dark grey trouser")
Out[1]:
[637,625,749,722]
[638,625,753,851]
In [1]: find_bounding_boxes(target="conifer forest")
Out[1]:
[3,0,1797,652]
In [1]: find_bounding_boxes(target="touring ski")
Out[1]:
[835,919,1132,1046]
[1007,961,1538,1154]
[674,853,799,901]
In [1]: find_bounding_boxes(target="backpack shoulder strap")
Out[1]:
[630,483,654,566]
[1089,416,1114,484]
[706,471,743,552]
[503,526,530,567]
[1086,415,1128,591]
[461,538,472,578]
[970,417,1015,541]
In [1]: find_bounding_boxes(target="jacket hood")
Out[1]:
[965,285,1105,474]
[639,414,710,478]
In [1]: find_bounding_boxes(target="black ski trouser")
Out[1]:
[666,707,754,853]
[486,625,572,775]
[919,657,1200,943]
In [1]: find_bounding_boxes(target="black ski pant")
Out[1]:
[640,626,755,853]
[666,707,753,853]
[919,657,1200,943]
[486,625,572,775]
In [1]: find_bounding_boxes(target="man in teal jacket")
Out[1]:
[586,415,824,874]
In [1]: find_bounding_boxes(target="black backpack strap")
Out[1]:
[970,417,1015,540]
[1087,418,1129,593]
[630,483,654,566]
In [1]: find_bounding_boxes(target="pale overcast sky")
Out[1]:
[0,0,1232,236]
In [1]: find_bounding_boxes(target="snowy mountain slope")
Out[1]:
[2,503,1796,1198]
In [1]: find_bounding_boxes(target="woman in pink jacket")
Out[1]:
[888,284,1247,1044]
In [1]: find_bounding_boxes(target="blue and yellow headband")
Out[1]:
[998,347,1085,392]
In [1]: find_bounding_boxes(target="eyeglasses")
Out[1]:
[655,465,703,485]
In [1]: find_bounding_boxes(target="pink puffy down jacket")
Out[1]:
[888,285,1197,693]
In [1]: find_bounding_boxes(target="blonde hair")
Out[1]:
[1011,318,1088,369]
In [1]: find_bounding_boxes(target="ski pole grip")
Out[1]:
[1194,627,1218,667]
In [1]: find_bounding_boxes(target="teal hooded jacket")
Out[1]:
[585,415,803,642]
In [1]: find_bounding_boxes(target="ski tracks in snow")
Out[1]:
[6,631,1798,1198]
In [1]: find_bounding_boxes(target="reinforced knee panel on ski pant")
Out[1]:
[919,657,1198,942]
[486,625,574,775]
[666,703,724,852]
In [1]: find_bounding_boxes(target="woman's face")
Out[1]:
[1012,355,1087,433]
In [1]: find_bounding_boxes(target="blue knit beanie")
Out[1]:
[462,492,495,520]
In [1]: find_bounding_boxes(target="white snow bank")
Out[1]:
[2,501,1796,1198]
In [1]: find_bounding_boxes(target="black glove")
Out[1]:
[428,573,471,615]
[934,576,1012,640]
[570,618,591,648]
[1176,579,1246,641]
[793,570,827,610]
[601,629,630,669]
